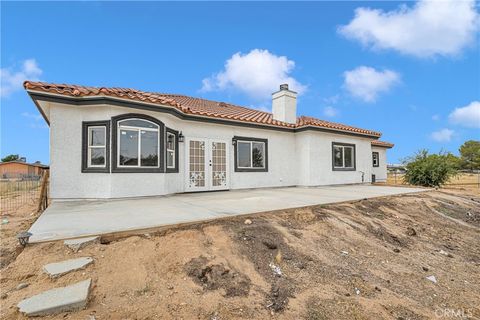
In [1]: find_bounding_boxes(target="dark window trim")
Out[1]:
[233,136,268,172]
[82,120,110,173]
[111,113,165,173]
[165,128,179,173]
[332,142,356,171]
[372,151,380,167]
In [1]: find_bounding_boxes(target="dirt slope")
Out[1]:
[1,190,479,319]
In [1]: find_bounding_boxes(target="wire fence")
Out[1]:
[0,171,49,215]
[387,171,480,189]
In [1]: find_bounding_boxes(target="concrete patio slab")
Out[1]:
[29,185,427,243]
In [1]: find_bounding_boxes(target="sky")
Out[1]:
[1,1,479,165]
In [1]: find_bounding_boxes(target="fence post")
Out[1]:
[37,170,49,213]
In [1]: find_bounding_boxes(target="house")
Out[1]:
[24,81,393,199]
[0,160,48,179]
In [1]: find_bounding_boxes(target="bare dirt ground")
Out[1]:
[0,202,39,270]
[1,189,479,319]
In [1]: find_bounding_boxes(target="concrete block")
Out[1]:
[64,236,99,252]
[43,257,93,278]
[17,279,91,316]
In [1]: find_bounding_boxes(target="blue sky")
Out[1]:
[1,1,479,164]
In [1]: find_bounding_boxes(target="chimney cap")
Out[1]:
[279,84,289,91]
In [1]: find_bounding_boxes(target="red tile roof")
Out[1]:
[24,81,382,137]
[371,140,394,148]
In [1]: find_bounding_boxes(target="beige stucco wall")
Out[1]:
[372,147,388,182]
[47,101,389,199]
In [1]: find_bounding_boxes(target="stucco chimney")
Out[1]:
[272,84,297,124]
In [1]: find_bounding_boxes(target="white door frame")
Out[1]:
[184,137,230,192]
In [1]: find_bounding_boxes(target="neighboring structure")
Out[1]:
[24,81,393,199]
[0,160,49,179]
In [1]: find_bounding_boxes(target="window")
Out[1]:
[166,128,179,172]
[233,136,268,172]
[332,143,356,171]
[118,119,159,168]
[82,121,110,173]
[111,114,165,173]
[88,127,106,167]
[167,132,175,168]
[372,152,379,167]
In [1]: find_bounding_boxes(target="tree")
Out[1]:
[459,140,480,171]
[1,154,19,162]
[403,150,458,187]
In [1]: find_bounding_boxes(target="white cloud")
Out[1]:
[338,0,480,58]
[1,59,42,97]
[21,111,46,129]
[448,101,480,128]
[21,112,43,121]
[323,106,338,118]
[201,49,306,100]
[343,66,400,102]
[323,94,340,105]
[431,128,454,142]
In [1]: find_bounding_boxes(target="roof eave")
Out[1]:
[26,89,382,138]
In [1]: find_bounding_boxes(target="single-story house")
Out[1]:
[24,81,393,199]
[0,160,48,179]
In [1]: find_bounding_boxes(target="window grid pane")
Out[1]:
[212,142,227,187]
[119,129,139,166]
[140,130,158,167]
[333,146,343,167]
[189,140,205,187]
[252,142,265,168]
[89,127,105,146]
[90,148,106,166]
[344,147,353,168]
[237,142,252,168]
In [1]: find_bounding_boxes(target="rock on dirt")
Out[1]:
[64,236,100,252]
[17,279,91,316]
[16,283,29,290]
[244,219,252,225]
[43,257,94,278]
[406,227,417,236]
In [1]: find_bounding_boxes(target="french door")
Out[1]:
[185,138,229,192]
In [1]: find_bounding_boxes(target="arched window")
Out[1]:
[118,119,159,167]
[111,114,165,173]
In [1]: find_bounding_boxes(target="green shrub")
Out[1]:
[403,150,458,187]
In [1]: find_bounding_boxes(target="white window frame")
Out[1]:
[87,126,106,168]
[117,118,160,168]
[237,140,266,169]
[166,132,176,169]
[333,144,355,170]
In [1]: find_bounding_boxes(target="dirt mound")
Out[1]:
[185,256,251,297]
[1,189,480,319]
